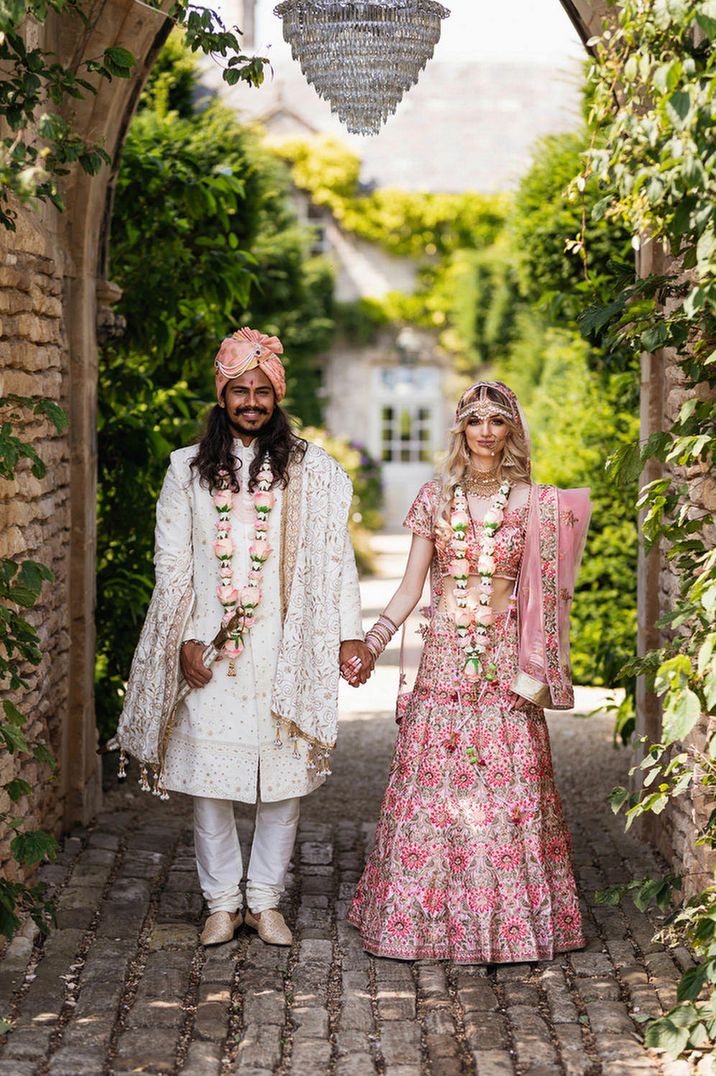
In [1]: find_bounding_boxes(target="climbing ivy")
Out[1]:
[0,396,66,940]
[0,0,268,229]
[576,0,716,1061]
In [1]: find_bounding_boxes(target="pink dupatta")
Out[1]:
[512,485,592,710]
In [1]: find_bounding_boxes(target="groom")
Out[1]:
[116,327,372,946]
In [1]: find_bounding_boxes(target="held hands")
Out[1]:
[180,641,213,689]
[339,640,375,687]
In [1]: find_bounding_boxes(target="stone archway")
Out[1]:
[13,0,679,866]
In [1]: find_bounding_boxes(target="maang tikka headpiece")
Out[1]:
[455,381,520,426]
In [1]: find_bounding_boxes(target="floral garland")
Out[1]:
[212,454,275,675]
[450,478,511,684]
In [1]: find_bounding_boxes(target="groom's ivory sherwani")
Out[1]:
[117,439,364,802]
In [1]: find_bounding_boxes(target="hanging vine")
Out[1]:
[0,0,269,229]
[573,0,716,1060]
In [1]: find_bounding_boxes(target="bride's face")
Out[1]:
[464,414,509,466]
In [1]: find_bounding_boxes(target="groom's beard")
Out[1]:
[228,407,271,438]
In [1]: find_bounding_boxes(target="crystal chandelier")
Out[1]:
[273,0,450,136]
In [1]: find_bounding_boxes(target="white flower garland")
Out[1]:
[212,454,275,675]
[450,478,511,684]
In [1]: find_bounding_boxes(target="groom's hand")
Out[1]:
[180,641,213,689]
[339,640,374,687]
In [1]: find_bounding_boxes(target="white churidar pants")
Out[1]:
[193,795,300,914]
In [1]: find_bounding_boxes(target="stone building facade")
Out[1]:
[1,0,713,897]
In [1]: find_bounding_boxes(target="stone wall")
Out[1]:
[636,241,716,898]
[0,208,71,873]
[653,355,716,898]
[0,1,171,887]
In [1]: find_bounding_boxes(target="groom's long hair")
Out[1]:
[190,403,307,493]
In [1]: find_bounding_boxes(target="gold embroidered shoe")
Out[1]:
[244,908,293,946]
[200,910,242,946]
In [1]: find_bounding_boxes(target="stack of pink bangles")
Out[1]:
[365,614,398,661]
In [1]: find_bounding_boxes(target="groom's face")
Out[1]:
[221,368,276,437]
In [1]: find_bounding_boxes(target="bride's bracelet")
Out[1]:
[365,614,397,661]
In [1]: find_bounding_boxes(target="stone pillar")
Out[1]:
[635,240,665,766]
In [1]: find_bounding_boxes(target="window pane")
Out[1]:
[399,409,412,440]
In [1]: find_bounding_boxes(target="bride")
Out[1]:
[344,380,591,963]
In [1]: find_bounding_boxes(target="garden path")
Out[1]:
[0,535,702,1075]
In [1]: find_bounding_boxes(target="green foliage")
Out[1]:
[280,137,507,258]
[480,124,638,701]
[0,395,67,480]
[577,0,716,1060]
[96,38,337,739]
[0,0,268,229]
[276,136,508,363]
[0,397,60,939]
[301,428,383,571]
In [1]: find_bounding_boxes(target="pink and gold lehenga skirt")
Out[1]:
[347,611,585,963]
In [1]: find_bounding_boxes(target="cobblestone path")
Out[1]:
[0,537,705,1075]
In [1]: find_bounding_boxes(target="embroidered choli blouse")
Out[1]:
[404,480,528,591]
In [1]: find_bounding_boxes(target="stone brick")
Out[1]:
[458,979,499,1012]
[115,1028,179,1071]
[380,1021,420,1065]
[507,1004,558,1068]
[335,1031,374,1076]
[377,981,416,1021]
[291,1038,331,1072]
[555,1023,592,1075]
[472,1050,515,1075]
[233,1023,282,1071]
[464,1012,508,1051]
[291,1004,329,1038]
[47,1047,107,1075]
[585,1000,635,1035]
[243,988,286,1026]
[182,1039,222,1076]
[570,952,614,977]
[340,997,374,1032]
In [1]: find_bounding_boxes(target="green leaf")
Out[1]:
[677,962,709,1001]
[3,779,31,802]
[663,687,702,746]
[2,701,26,728]
[0,722,29,754]
[665,91,692,129]
[644,1017,690,1058]
[608,786,630,814]
[655,655,692,696]
[10,829,58,867]
[33,742,57,770]
[696,0,716,37]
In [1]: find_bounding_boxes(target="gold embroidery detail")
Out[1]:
[280,451,304,621]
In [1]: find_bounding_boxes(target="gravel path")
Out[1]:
[0,535,700,1075]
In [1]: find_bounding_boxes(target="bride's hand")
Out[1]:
[339,641,375,687]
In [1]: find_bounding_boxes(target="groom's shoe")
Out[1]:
[244,908,293,946]
[200,910,242,946]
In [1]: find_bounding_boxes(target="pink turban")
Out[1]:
[214,327,286,403]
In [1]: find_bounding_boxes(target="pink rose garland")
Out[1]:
[451,478,511,684]
[212,453,275,675]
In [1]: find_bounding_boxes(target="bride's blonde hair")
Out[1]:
[436,383,531,527]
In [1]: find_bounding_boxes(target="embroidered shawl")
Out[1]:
[115,443,354,770]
